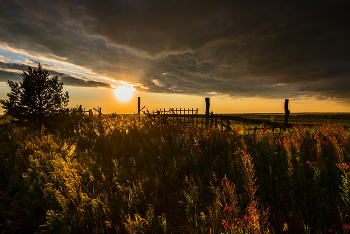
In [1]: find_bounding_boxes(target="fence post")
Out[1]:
[220,116,223,131]
[205,98,210,126]
[284,99,290,130]
[138,97,140,115]
[192,108,194,127]
[227,119,231,132]
[253,126,257,138]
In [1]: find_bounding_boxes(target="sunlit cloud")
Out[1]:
[152,79,163,87]
[207,91,232,99]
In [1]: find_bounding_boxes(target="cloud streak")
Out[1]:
[0,61,112,88]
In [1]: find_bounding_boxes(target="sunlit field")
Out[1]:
[1,114,350,233]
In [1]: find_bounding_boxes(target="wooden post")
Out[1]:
[221,116,223,131]
[226,119,231,132]
[215,114,218,128]
[284,99,290,130]
[253,126,257,138]
[138,97,140,115]
[99,107,102,117]
[205,98,210,126]
[192,108,194,127]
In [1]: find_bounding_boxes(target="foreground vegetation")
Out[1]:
[0,114,350,233]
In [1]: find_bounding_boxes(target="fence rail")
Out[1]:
[144,98,292,134]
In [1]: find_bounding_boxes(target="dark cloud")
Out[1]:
[0,61,113,88]
[0,70,23,83]
[0,0,349,102]
[50,71,113,89]
[0,61,28,72]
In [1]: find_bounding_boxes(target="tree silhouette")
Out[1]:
[0,63,69,123]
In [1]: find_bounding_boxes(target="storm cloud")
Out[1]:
[0,0,349,101]
[0,61,112,88]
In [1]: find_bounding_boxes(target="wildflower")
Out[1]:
[336,163,350,170]
[284,140,289,144]
[325,133,331,136]
[314,134,319,139]
[300,131,304,134]
[274,152,278,154]
[328,228,334,232]
[242,150,246,154]
[244,215,249,220]
[306,161,311,164]
[224,206,232,212]
[344,224,350,229]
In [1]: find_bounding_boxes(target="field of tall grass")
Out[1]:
[0,114,349,233]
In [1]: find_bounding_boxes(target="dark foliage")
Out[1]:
[0,63,69,125]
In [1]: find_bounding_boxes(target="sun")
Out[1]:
[115,86,133,101]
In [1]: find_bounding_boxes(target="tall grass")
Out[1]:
[0,115,349,233]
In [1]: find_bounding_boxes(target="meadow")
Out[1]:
[0,113,350,234]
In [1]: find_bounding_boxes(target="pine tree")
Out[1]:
[0,63,69,124]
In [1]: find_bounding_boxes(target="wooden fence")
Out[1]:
[143,98,292,134]
[78,105,103,117]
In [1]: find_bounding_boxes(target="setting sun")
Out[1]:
[114,86,133,101]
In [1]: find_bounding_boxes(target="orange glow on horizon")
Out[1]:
[1,83,350,115]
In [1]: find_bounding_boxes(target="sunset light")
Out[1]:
[114,86,133,101]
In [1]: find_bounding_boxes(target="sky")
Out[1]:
[0,0,350,114]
